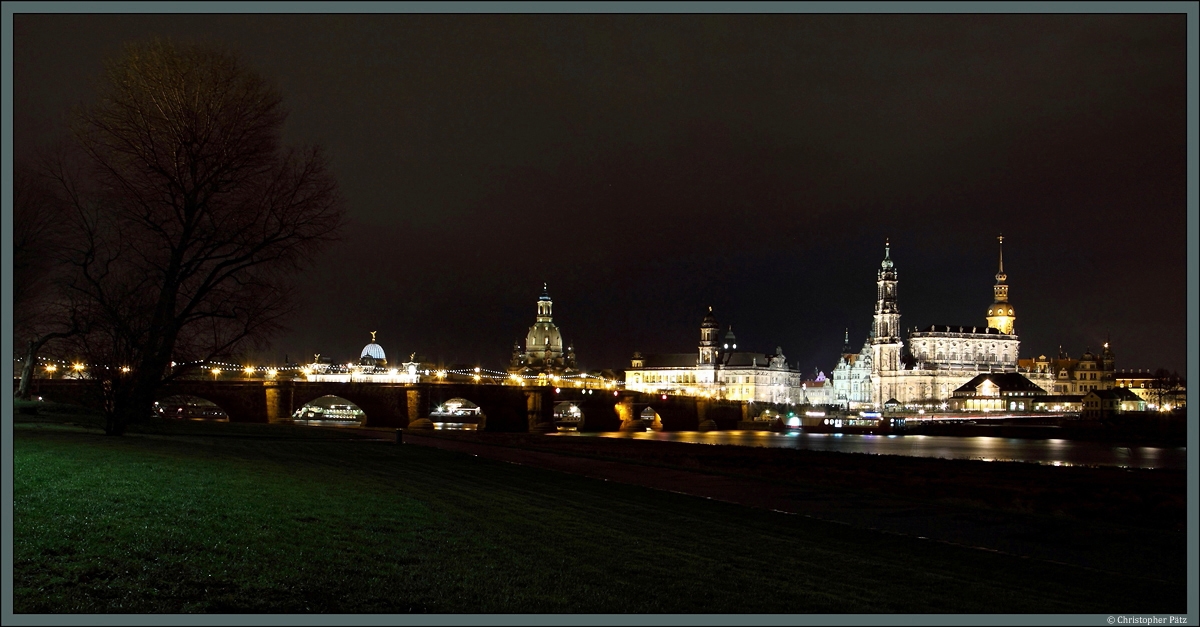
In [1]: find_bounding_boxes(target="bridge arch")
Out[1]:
[547,388,623,431]
[152,385,267,423]
[553,401,585,431]
[292,395,367,426]
[645,395,700,431]
[428,397,485,430]
[289,383,410,428]
[154,395,230,421]
[637,407,664,431]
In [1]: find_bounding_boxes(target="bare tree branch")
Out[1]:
[42,39,345,434]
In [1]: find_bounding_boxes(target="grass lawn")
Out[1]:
[12,416,1184,614]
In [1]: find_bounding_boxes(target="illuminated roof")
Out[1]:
[952,373,1045,396]
[361,343,386,360]
[1084,388,1143,401]
[720,352,781,368]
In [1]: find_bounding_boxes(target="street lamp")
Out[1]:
[211,367,221,379]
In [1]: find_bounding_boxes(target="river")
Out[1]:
[551,430,1186,470]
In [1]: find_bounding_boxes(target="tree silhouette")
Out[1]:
[1148,369,1183,411]
[49,40,344,434]
[12,157,88,399]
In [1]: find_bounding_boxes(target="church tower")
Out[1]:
[698,307,719,365]
[536,283,553,321]
[1101,339,1115,372]
[871,239,903,374]
[518,283,565,372]
[985,235,1016,335]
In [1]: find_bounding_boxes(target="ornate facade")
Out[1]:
[624,308,806,404]
[831,329,874,407]
[832,237,1042,408]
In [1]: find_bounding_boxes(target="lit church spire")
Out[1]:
[995,235,1007,284]
[986,235,1015,334]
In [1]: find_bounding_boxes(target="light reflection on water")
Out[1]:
[551,430,1186,470]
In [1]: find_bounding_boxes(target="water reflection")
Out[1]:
[551,431,1186,470]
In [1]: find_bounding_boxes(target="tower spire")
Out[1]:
[698,306,720,365]
[996,235,1006,282]
[986,235,1015,334]
[872,238,902,377]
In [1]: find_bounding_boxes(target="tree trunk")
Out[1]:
[104,412,127,436]
[17,329,79,400]
[104,374,159,436]
[17,338,47,400]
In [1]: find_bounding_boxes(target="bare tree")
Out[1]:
[51,39,344,434]
[1148,369,1183,411]
[12,157,86,400]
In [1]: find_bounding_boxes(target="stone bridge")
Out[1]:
[28,378,777,432]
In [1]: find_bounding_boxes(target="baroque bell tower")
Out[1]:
[698,307,719,366]
[985,236,1016,335]
[871,239,903,375]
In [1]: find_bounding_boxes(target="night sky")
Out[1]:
[13,14,1189,374]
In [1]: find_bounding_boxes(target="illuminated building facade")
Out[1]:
[1112,369,1156,400]
[948,372,1047,412]
[1082,387,1148,417]
[1020,344,1116,396]
[832,238,1037,409]
[509,284,579,379]
[1021,345,1189,411]
[624,308,806,403]
[305,333,421,383]
[799,372,834,406]
[831,330,874,407]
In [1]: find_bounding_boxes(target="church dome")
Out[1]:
[361,343,386,360]
[526,322,563,353]
[701,308,719,329]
